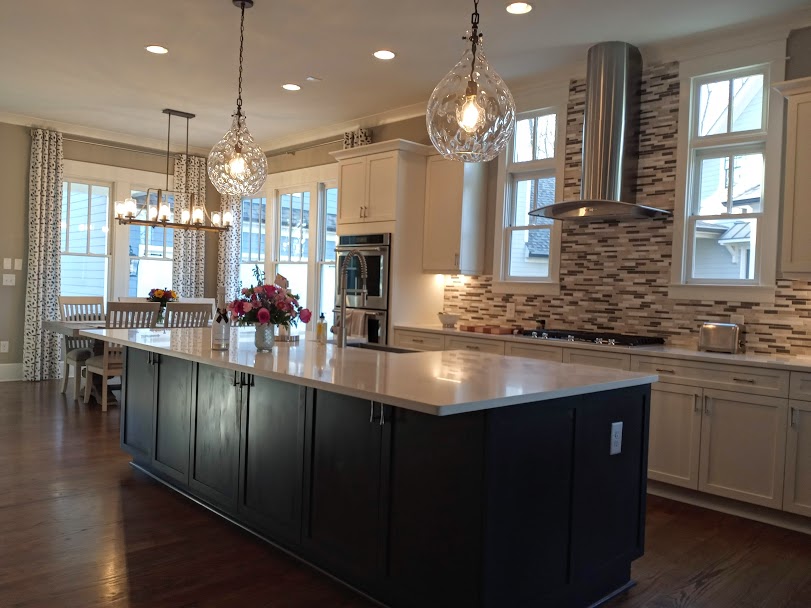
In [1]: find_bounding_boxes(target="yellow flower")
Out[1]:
[155,289,165,299]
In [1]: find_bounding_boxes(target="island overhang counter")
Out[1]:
[84,327,658,608]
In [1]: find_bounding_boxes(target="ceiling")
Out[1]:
[0,0,807,151]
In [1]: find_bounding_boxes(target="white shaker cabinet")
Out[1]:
[775,78,811,275]
[561,349,631,370]
[422,155,487,274]
[698,389,788,509]
[647,383,703,490]
[784,400,811,517]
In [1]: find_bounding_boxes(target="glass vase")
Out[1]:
[254,323,275,352]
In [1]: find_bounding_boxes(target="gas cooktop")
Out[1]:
[521,329,665,347]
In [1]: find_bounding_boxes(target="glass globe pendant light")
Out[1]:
[426,0,516,162]
[208,0,268,197]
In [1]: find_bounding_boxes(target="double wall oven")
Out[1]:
[334,233,390,343]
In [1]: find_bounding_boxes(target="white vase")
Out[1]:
[254,323,275,351]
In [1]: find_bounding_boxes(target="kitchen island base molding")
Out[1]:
[120,347,651,608]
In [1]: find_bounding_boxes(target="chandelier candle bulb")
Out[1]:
[124,198,137,218]
[192,208,204,224]
[114,201,124,218]
[211,212,222,226]
[223,211,233,227]
[158,204,171,221]
[180,209,191,224]
[149,206,158,220]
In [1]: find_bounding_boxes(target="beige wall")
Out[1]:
[0,123,31,366]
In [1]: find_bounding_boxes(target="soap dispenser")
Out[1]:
[316,313,327,344]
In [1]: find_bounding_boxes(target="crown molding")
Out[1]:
[640,6,811,66]
[0,110,211,156]
[261,100,427,153]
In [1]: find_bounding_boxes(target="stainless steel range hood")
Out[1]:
[530,41,671,222]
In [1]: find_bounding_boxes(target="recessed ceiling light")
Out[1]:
[373,50,396,60]
[282,83,301,91]
[505,1,533,14]
[145,45,169,54]
[306,76,322,82]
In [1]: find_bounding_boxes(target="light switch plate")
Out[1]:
[2,258,10,270]
[0,341,8,354]
[2,274,15,286]
[610,421,623,455]
[13,259,22,271]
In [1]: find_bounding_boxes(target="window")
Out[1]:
[127,189,174,296]
[60,179,111,297]
[684,68,768,284]
[494,105,565,291]
[240,196,266,289]
[275,189,311,307]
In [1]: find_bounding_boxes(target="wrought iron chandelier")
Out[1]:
[207,0,268,197]
[114,109,232,233]
[426,0,516,162]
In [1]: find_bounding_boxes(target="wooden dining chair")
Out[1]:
[164,302,212,328]
[180,297,217,319]
[84,302,160,412]
[58,296,104,400]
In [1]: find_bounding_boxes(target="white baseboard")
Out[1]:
[0,363,23,382]
[648,480,811,536]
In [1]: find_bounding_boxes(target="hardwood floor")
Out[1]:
[1,380,810,608]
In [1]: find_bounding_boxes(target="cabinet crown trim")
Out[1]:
[330,139,434,160]
[773,77,811,97]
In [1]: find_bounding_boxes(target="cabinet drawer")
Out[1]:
[789,372,811,401]
[505,342,563,362]
[631,356,789,397]
[444,336,505,355]
[393,331,444,351]
[562,349,631,370]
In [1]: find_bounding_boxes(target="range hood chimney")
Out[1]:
[531,41,671,222]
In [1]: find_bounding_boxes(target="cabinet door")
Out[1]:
[784,400,811,517]
[121,347,156,461]
[152,356,194,485]
[698,389,788,508]
[781,92,811,273]
[190,365,242,511]
[239,377,306,544]
[392,330,445,351]
[338,157,367,223]
[303,392,389,585]
[648,383,702,489]
[423,157,463,272]
[562,349,631,370]
[365,152,398,222]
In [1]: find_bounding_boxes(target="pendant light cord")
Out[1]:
[235,1,246,121]
[467,0,480,83]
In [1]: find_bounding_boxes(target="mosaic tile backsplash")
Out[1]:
[443,62,811,355]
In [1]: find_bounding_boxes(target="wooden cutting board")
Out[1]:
[458,325,516,335]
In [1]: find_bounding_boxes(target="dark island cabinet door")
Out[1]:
[121,347,156,461]
[302,392,391,587]
[190,364,242,511]
[151,355,194,485]
[238,377,306,545]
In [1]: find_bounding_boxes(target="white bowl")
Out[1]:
[437,312,460,328]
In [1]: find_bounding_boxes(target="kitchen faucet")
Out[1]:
[336,249,368,348]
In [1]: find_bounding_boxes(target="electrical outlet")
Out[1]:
[2,274,14,286]
[730,314,745,325]
[610,421,623,455]
[0,341,8,354]
[506,303,516,317]
[2,258,9,270]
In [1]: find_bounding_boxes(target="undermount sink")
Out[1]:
[348,342,419,354]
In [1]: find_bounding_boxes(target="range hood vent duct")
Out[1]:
[531,41,671,222]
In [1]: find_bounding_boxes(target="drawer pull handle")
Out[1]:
[412,338,424,343]
[791,407,799,429]
[655,368,676,374]
[465,345,480,350]
[732,377,755,384]
[704,396,712,415]
[694,394,701,413]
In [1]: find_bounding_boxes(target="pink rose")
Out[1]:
[256,307,270,324]
[242,301,253,314]
[299,308,312,323]
[254,285,264,295]
[241,287,250,295]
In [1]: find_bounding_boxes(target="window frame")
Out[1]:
[493,89,568,295]
[670,41,786,303]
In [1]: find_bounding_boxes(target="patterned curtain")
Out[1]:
[218,194,243,301]
[172,154,206,297]
[23,129,63,381]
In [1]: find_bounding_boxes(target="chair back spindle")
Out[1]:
[164,302,212,328]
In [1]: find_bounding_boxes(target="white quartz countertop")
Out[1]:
[396,324,811,373]
[82,327,657,416]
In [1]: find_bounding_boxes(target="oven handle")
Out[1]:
[336,246,386,253]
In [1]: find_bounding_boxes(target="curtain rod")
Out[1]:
[62,136,186,158]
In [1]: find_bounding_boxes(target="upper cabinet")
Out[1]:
[422,155,487,274]
[331,140,433,233]
[776,78,811,276]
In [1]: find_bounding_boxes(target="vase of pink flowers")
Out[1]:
[227,266,312,352]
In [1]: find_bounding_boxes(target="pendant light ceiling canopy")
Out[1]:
[426,0,516,163]
[208,0,268,197]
